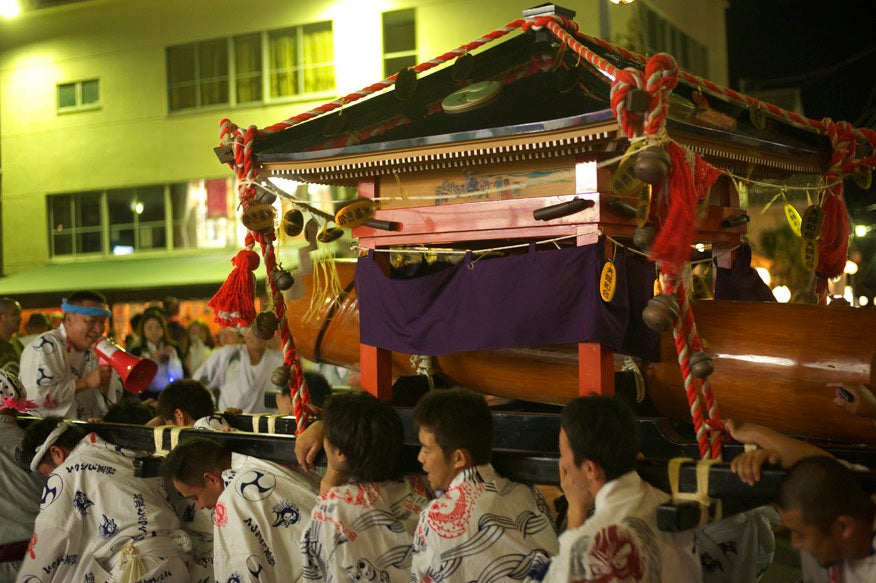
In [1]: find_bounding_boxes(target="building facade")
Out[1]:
[0,0,728,306]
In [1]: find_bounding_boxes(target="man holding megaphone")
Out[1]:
[19,291,126,419]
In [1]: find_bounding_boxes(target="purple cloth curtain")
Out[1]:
[356,240,659,359]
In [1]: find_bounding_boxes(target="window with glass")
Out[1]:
[47,179,239,258]
[167,22,335,112]
[57,79,101,112]
[382,9,417,77]
[642,7,708,77]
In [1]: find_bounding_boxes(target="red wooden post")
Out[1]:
[357,177,395,401]
[577,217,614,396]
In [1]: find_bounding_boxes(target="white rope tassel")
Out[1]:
[410,355,435,391]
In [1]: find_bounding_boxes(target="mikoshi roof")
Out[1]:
[241,10,840,188]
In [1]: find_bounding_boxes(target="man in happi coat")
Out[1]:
[301,391,432,583]
[17,416,192,582]
[537,396,700,582]
[410,388,559,583]
[0,369,43,580]
[163,436,319,582]
[19,291,123,420]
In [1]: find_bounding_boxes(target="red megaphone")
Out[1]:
[95,339,158,395]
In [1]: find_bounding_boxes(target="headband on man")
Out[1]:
[61,301,111,318]
[29,420,76,472]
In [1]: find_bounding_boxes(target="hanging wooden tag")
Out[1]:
[636,184,652,228]
[610,141,646,195]
[653,277,663,297]
[853,167,873,191]
[783,203,802,237]
[241,203,276,232]
[801,239,819,272]
[749,106,766,130]
[600,261,617,302]
[335,198,377,228]
[800,204,825,241]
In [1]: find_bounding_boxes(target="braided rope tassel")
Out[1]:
[676,284,724,460]
[669,280,710,460]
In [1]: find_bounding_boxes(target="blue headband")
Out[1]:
[61,302,111,318]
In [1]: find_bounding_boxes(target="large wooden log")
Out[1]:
[286,262,876,443]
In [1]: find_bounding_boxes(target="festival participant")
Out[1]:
[775,456,876,583]
[411,388,558,582]
[193,326,282,413]
[19,291,124,419]
[18,416,192,582]
[150,378,229,430]
[18,312,51,347]
[163,436,318,582]
[0,370,43,580]
[129,310,187,399]
[538,395,700,582]
[302,391,432,582]
[0,297,23,376]
[725,419,875,582]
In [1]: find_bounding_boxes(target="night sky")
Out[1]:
[725,0,875,126]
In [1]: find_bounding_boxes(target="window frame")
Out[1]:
[166,21,336,114]
[57,78,101,114]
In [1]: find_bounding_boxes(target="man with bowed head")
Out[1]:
[162,436,318,582]
[19,291,123,419]
[17,416,192,582]
[538,395,700,582]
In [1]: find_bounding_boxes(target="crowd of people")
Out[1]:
[0,290,874,582]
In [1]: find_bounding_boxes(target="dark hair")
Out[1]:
[103,396,155,425]
[20,416,86,470]
[413,388,493,465]
[66,291,108,305]
[777,456,875,532]
[560,396,639,481]
[303,372,332,408]
[322,391,403,482]
[25,312,51,331]
[137,311,174,346]
[188,319,216,349]
[162,437,230,486]
[157,379,216,422]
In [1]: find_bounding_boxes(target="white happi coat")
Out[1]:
[19,326,124,419]
[16,433,190,583]
[539,471,701,583]
[213,453,319,582]
[302,474,432,583]
[411,464,558,583]
[194,345,283,413]
[0,416,44,580]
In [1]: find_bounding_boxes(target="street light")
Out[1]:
[0,0,21,19]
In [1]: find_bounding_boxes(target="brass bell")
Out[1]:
[255,311,278,340]
[642,294,679,332]
[271,268,294,291]
[271,366,291,388]
[688,350,715,378]
[633,223,658,252]
[254,187,277,205]
[633,147,671,185]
